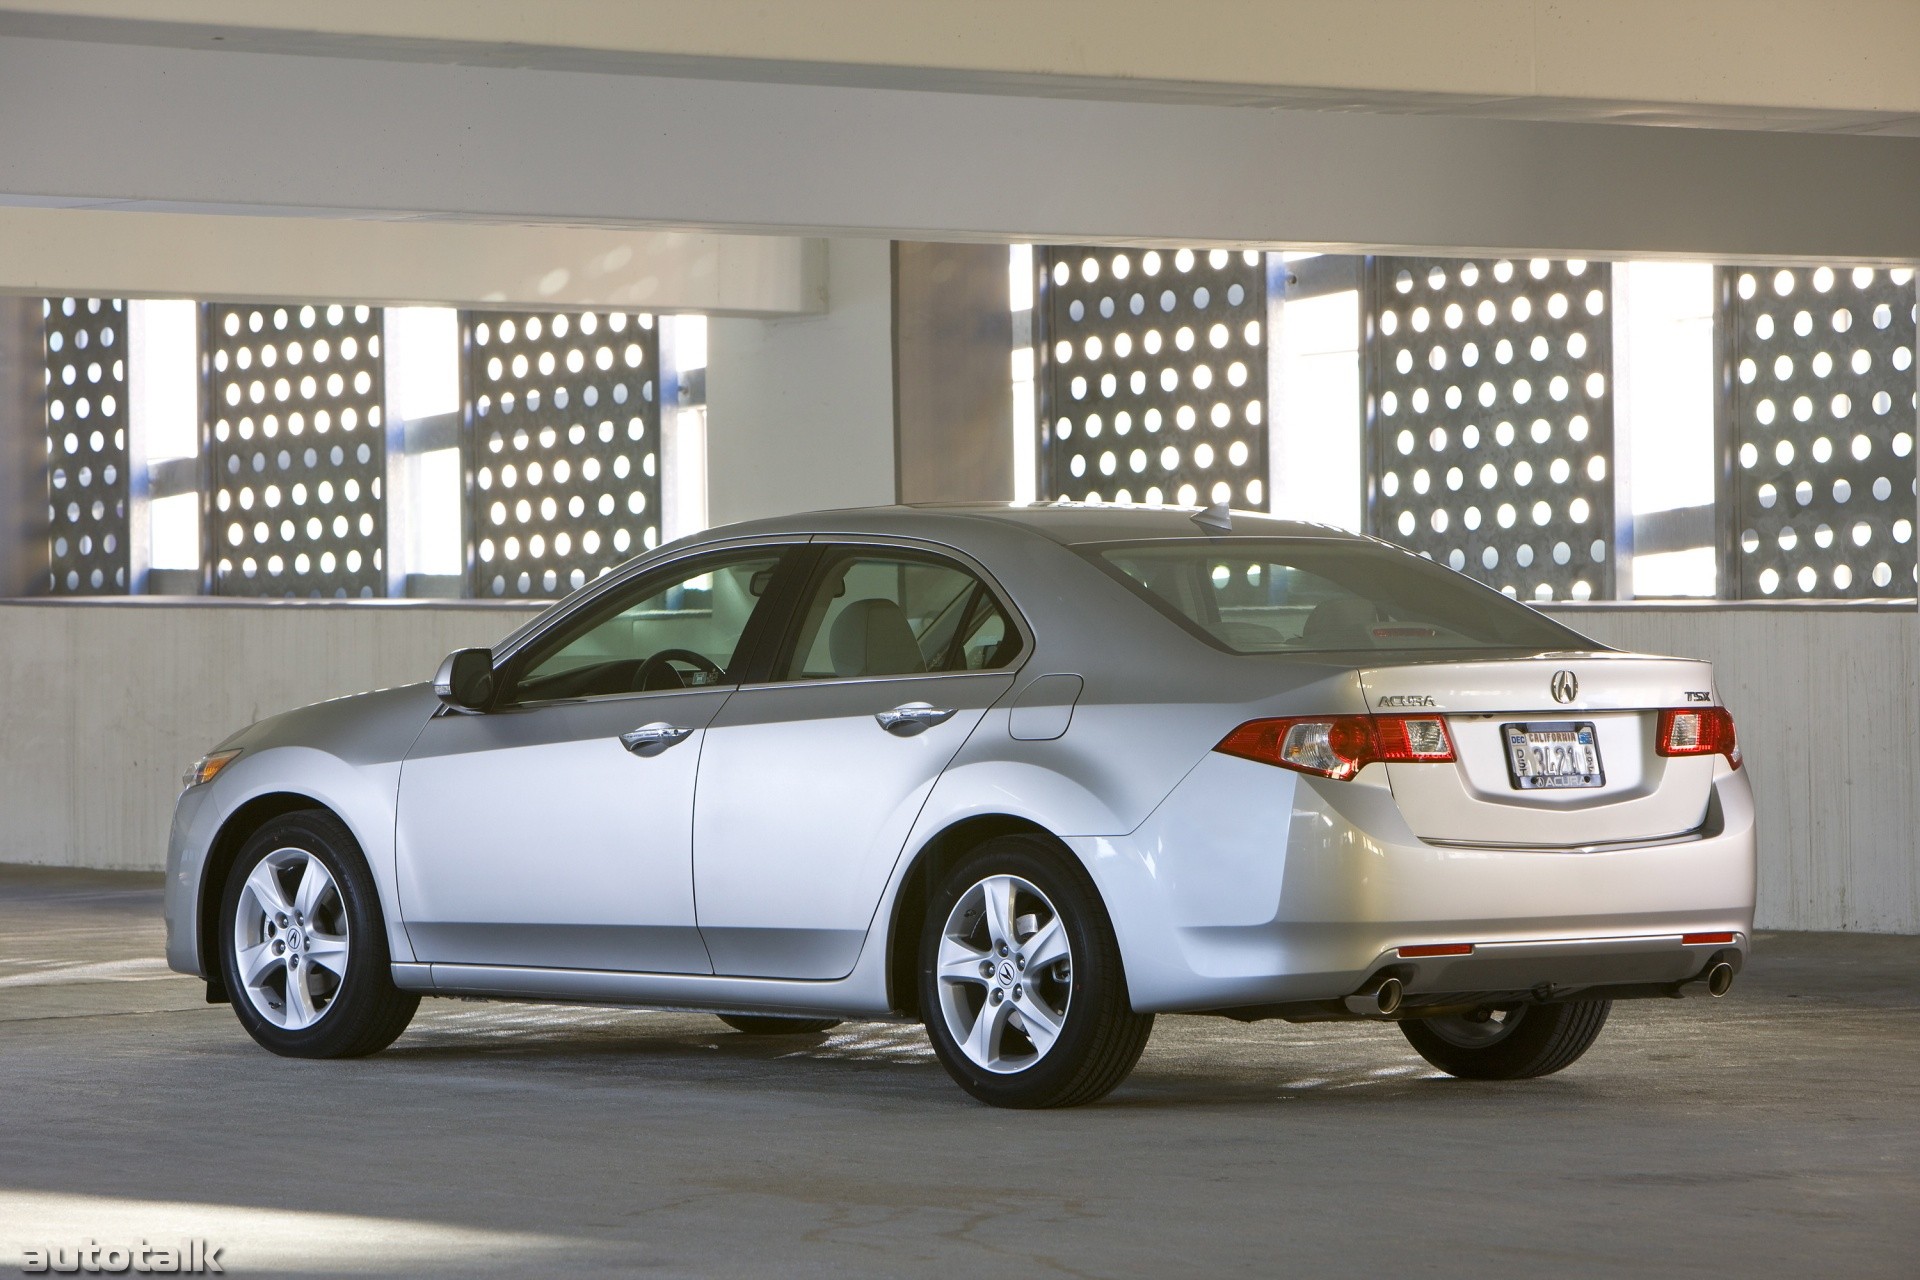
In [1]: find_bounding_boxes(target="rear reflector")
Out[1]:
[1216,714,1455,781]
[1398,943,1474,958]
[1656,706,1741,769]
[1681,932,1736,945]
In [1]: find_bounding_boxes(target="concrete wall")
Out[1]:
[0,601,538,872]
[893,241,1015,504]
[0,297,44,596]
[705,239,897,526]
[1,595,1913,935]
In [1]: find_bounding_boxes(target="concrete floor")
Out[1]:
[0,866,1914,1278]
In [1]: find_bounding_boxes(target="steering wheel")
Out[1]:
[631,648,726,692]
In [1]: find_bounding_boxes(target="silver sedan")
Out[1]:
[165,504,1756,1107]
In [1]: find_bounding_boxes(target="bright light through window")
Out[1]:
[1009,244,1037,504]
[384,307,460,423]
[1273,289,1362,531]
[1009,244,1034,312]
[669,315,707,373]
[128,300,198,461]
[663,405,709,543]
[406,448,463,576]
[1632,547,1717,597]
[1616,262,1716,596]
[150,491,199,571]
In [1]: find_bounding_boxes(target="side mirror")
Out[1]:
[434,648,497,711]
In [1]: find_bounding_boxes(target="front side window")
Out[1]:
[781,550,1022,680]
[502,549,786,703]
[1089,538,1592,654]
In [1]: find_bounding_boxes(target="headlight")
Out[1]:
[183,749,242,790]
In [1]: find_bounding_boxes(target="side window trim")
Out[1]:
[759,542,1029,686]
[731,544,825,686]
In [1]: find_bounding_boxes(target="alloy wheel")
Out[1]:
[231,848,351,1030]
[934,874,1073,1074]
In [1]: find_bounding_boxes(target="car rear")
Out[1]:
[1076,530,1756,1016]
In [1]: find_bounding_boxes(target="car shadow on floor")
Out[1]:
[321,1004,1608,1112]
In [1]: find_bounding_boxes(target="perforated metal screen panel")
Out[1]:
[463,311,661,598]
[43,298,130,594]
[1719,266,1918,598]
[1035,248,1267,507]
[203,303,387,597]
[1363,257,1617,601]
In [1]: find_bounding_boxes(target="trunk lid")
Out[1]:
[1360,652,1721,847]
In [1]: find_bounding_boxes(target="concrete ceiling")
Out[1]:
[4,0,1919,135]
[1,1,1917,266]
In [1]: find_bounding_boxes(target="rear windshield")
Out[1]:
[1087,538,1592,655]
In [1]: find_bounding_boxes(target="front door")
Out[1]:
[396,545,793,973]
[693,544,1025,978]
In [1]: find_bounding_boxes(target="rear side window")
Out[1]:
[1088,539,1591,654]
[781,549,1023,680]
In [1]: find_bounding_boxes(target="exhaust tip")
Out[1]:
[1342,975,1406,1018]
[1706,961,1735,997]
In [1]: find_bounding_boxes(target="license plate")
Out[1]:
[1503,721,1604,790]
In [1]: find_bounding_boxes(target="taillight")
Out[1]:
[1216,714,1455,781]
[1656,707,1741,769]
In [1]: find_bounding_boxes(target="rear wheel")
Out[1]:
[218,810,418,1058]
[920,835,1153,1108]
[1400,999,1611,1080]
[717,1014,842,1035]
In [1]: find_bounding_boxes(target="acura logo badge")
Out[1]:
[1550,670,1579,704]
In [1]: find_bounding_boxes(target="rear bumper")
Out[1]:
[1074,753,1757,1014]
[1374,931,1743,995]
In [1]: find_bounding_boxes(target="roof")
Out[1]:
[694,502,1366,549]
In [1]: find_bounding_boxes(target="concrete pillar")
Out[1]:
[0,298,47,596]
[705,238,896,527]
[892,242,1014,504]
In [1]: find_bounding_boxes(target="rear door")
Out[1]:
[692,542,1026,979]
[1362,655,1721,846]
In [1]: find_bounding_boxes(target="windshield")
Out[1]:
[1087,538,1595,655]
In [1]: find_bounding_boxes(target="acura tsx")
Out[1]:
[165,504,1754,1107]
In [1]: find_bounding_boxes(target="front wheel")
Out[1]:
[1400,999,1611,1080]
[919,836,1153,1108]
[218,810,419,1058]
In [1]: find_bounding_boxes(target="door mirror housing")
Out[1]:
[434,648,497,711]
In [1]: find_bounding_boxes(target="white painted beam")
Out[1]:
[1,1,1918,133]
[0,206,825,315]
[1,35,1917,261]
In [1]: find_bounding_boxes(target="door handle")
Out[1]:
[620,722,693,754]
[874,702,957,735]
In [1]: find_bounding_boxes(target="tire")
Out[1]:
[1400,999,1611,1080]
[218,809,419,1058]
[919,834,1153,1108]
[717,1014,842,1035]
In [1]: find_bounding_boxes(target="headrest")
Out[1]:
[1302,596,1377,646]
[828,599,927,677]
